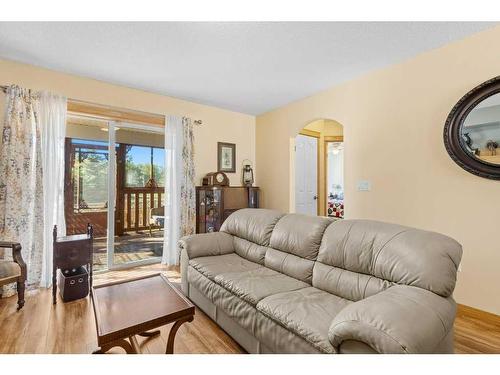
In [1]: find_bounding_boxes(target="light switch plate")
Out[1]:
[357,180,371,191]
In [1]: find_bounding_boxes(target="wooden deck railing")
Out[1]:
[118,187,164,233]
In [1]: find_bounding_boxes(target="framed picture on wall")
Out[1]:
[218,142,236,173]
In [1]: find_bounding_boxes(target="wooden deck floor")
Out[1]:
[0,264,499,354]
[92,231,163,271]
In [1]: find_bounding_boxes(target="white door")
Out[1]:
[295,134,318,215]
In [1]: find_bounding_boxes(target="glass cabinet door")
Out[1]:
[196,187,223,233]
[197,189,206,233]
[212,189,222,231]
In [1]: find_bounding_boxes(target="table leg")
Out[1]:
[52,268,57,305]
[166,316,194,354]
[93,338,136,354]
[138,330,161,337]
[89,262,93,290]
[129,335,141,353]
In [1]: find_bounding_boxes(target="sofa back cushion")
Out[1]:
[220,208,284,265]
[221,208,284,245]
[314,219,462,298]
[269,214,333,260]
[265,214,332,283]
[312,262,393,301]
[232,237,270,265]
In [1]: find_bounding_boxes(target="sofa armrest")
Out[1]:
[178,232,234,296]
[328,285,456,354]
[178,232,234,260]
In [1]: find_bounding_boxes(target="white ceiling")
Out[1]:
[0,22,495,115]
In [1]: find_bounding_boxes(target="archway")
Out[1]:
[292,119,344,218]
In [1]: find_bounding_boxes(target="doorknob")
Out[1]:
[313,195,318,200]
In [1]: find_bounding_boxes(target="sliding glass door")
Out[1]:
[65,117,110,271]
[64,116,165,271]
[111,123,165,268]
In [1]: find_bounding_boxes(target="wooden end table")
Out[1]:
[91,273,194,354]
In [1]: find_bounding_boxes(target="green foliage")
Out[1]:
[126,161,148,187]
[125,146,165,187]
[72,143,165,211]
[74,151,108,207]
[125,163,165,187]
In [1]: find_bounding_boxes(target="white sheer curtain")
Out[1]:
[162,115,195,265]
[39,91,67,287]
[163,115,183,265]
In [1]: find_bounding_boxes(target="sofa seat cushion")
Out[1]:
[188,266,324,353]
[189,253,262,281]
[214,267,309,306]
[256,287,352,353]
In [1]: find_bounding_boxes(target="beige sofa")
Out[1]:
[179,209,462,354]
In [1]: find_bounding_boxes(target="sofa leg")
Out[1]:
[16,280,25,310]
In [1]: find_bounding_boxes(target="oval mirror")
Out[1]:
[444,76,500,179]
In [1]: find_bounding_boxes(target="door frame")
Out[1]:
[298,129,320,215]
[324,136,344,217]
[295,132,345,217]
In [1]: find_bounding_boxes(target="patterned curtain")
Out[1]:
[180,117,195,237]
[0,86,66,296]
[0,86,44,296]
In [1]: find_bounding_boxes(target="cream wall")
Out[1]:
[0,58,255,186]
[257,26,500,315]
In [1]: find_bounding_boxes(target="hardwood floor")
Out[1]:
[0,264,244,354]
[0,264,499,354]
[454,304,500,354]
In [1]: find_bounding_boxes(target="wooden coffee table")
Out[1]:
[91,273,194,354]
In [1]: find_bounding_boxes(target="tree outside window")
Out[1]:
[125,145,165,188]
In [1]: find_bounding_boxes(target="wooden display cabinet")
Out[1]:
[196,186,259,233]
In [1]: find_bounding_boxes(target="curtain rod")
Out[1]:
[0,84,202,125]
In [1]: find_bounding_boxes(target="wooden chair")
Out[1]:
[149,206,165,236]
[0,241,26,310]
